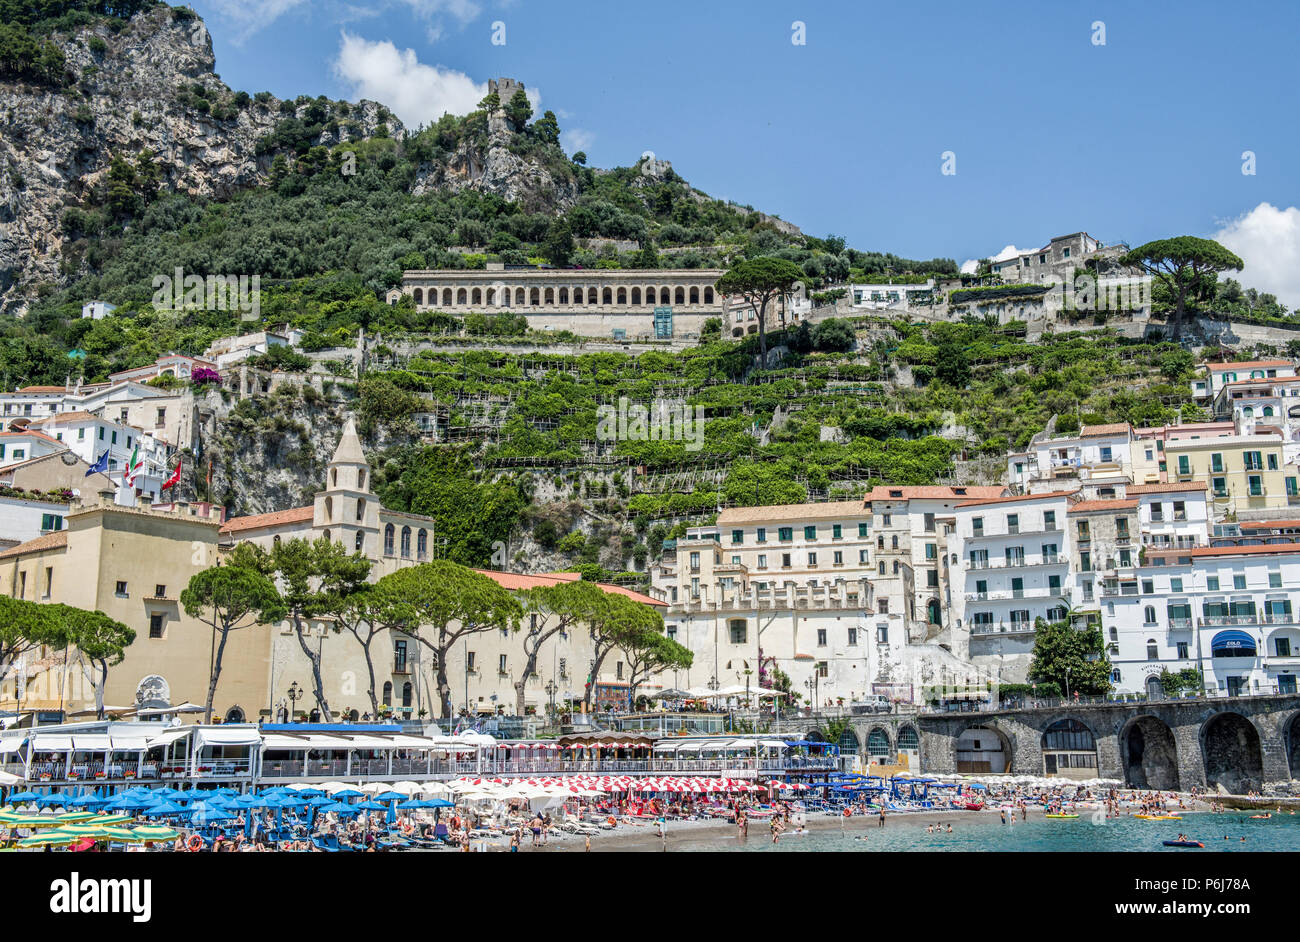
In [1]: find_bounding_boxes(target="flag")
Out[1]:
[84,450,109,477]
[162,457,182,491]
[124,444,142,487]
[206,458,213,487]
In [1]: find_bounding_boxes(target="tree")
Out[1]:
[181,544,286,723]
[504,88,532,132]
[1120,237,1244,340]
[0,595,66,691]
[1026,617,1112,697]
[533,109,560,146]
[715,257,804,365]
[60,606,134,720]
[513,580,605,716]
[542,218,575,267]
[624,628,692,704]
[810,317,855,352]
[580,590,663,712]
[572,151,587,166]
[270,536,372,722]
[366,560,521,718]
[699,317,723,343]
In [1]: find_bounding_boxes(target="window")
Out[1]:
[1270,571,1283,588]
[1146,640,1159,661]
[466,652,476,672]
[499,654,508,674]
[1248,475,1264,497]
[383,524,395,555]
[808,552,818,566]
[1142,579,1155,594]
[729,620,747,644]
[1269,453,1280,471]
[926,569,938,587]
[400,526,411,558]
[1077,521,1090,541]
[1080,551,1091,572]
[731,529,744,544]
[972,516,984,536]
[558,656,568,676]
[1176,642,1189,659]
[115,580,128,597]
[804,525,817,540]
[615,661,624,680]
[1044,510,1056,529]
[923,513,935,533]
[1207,576,1220,592]
[876,624,888,644]
[394,640,407,673]
[878,561,886,575]
[1211,453,1224,473]
[816,628,827,647]
[149,613,164,638]
[1176,455,1191,476]
[925,543,937,560]
[779,527,793,541]
[40,513,62,532]
[816,661,829,679]
[782,553,792,568]
[833,551,843,565]
[1171,578,1183,593]
[878,599,888,614]
[1234,573,1246,590]
[832,524,842,539]
[1006,513,1018,534]
[1289,478,1299,497]
[1245,451,1263,471]
[847,627,857,646]
[355,531,364,552]
[1144,605,1156,624]
[1118,549,1132,567]
[858,523,869,537]
[1212,477,1228,497]
[382,682,392,705]
[1275,637,1292,657]
[689,551,700,571]
[859,550,869,564]
[757,554,767,569]
[402,682,412,707]
[881,513,891,526]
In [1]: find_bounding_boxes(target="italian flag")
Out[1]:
[125,444,143,487]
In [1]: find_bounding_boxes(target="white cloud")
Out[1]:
[206,0,310,42]
[395,0,482,42]
[960,243,1030,274]
[1213,202,1300,308]
[562,128,594,154]
[333,34,540,127]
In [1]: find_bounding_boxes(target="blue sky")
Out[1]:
[193,0,1300,301]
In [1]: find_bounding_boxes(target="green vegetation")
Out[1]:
[1026,617,1112,697]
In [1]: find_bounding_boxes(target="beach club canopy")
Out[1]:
[1210,629,1257,657]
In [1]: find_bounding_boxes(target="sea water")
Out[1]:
[669,812,1300,852]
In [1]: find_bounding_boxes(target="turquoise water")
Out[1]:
[668,812,1300,852]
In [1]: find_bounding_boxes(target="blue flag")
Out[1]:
[85,450,109,477]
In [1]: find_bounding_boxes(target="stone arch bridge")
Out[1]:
[784,695,1300,792]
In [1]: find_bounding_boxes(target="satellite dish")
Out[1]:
[170,716,182,727]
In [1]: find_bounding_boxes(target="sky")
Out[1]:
[192,0,1300,304]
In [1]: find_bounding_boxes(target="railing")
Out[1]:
[193,757,253,778]
[1199,615,1259,627]
[970,621,1036,635]
[1261,613,1297,625]
[1167,618,1194,630]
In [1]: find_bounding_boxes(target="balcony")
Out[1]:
[392,661,411,675]
[970,621,1037,636]
[964,587,1067,602]
[1167,618,1194,631]
[1261,613,1298,625]
[967,555,1065,570]
[1198,615,1259,627]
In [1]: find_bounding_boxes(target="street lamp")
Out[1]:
[287,681,303,722]
[1064,667,1072,701]
[545,680,558,720]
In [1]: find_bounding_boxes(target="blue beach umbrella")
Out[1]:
[332,789,364,800]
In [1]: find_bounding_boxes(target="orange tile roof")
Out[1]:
[716,500,866,524]
[219,506,314,534]
[1222,376,1300,388]
[1078,423,1132,437]
[14,386,66,393]
[0,429,64,445]
[1239,520,1300,531]
[1208,360,1292,371]
[1126,482,1208,494]
[956,489,1077,508]
[1067,498,1138,513]
[865,486,1005,503]
[1188,543,1300,559]
[30,411,100,426]
[0,531,68,559]
[475,569,665,606]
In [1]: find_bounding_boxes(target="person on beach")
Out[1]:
[878,807,886,828]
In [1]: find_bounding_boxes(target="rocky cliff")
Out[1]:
[0,6,398,314]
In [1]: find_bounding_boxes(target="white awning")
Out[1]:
[652,741,682,752]
[71,734,112,751]
[108,734,149,752]
[0,736,26,754]
[337,736,405,750]
[674,742,703,752]
[261,734,315,751]
[385,735,440,749]
[146,728,191,748]
[31,734,73,751]
[195,727,260,748]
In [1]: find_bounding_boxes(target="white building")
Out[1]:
[0,429,66,469]
[0,492,70,550]
[204,330,292,370]
[81,300,117,320]
[1197,359,1295,401]
[28,412,171,501]
[1105,543,1300,699]
[950,491,1077,682]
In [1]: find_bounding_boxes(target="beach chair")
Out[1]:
[311,835,341,853]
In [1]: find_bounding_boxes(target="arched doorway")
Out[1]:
[956,725,1009,772]
[1120,715,1180,790]
[926,599,941,625]
[838,727,860,756]
[1202,712,1263,793]
[1287,713,1300,779]
[866,727,890,764]
[1041,718,1097,778]
[897,725,920,770]
[1145,675,1164,700]
[224,705,245,724]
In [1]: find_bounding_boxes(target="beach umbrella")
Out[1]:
[8,791,41,803]
[356,800,388,811]
[87,813,133,826]
[374,791,405,802]
[54,811,97,822]
[306,795,337,807]
[133,826,181,843]
[332,789,365,800]
[145,801,187,816]
[17,830,79,848]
